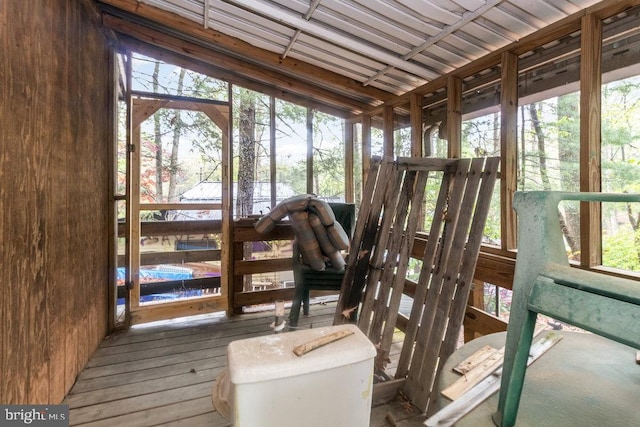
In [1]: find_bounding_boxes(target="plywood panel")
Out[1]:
[0,0,111,404]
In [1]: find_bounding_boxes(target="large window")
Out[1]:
[600,7,640,271]
[313,111,346,200]
[461,71,502,246]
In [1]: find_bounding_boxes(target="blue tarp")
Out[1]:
[117,267,193,281]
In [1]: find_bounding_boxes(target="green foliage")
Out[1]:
[602,227,640,271]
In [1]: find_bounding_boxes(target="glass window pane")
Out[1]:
[461,72,501,245]
[232,87,272,217]
[131,53,228,101]
[371,127,384,157]
[313,111,345,200]
[601,7,640,271]
[275,99,307,196]
[518,36,582,257]
[139,107,223,204]
[394,126,411,157]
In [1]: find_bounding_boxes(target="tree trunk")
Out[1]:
[528,103,550,190]
[168,68,186,202]
[237,93,257,291]
[237,96,256,217]
[152,61,163,202]
[557,94,581,257]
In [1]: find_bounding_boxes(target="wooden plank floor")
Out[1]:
[64,300,427,426]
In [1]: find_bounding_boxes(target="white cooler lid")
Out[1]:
[227,324,376,384]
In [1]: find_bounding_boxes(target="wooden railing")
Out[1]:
[231,218,512,339]
[118,218,513,337]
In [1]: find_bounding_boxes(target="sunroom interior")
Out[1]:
[2,0,640,425]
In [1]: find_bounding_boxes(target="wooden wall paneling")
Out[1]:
[500,51,518,250]
[1,0,111,403]
[0,0,6,404]
[580,14,603,267]
[446,76,462,158]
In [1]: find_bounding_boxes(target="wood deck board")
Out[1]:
[65,301,423,426]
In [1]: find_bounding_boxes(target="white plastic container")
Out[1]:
[227,324,376,427]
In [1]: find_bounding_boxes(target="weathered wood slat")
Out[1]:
[359,166,407,334]
[67,304,338,425]
[77,396,224,427]
[404,159,475,404]
[424,332,563,427]
[395,167,453,378]
[335,156,500,415]
[377,170,430,359]
[69,381,214,425]
[334,157,385,322]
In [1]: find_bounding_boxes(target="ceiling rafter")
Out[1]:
[282,0,321,59]
[222,0,440,81]
[98,0,616,118]
[364,0,507,86]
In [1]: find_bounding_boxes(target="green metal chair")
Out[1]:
[288,202,355,328]
[493,191,640,427]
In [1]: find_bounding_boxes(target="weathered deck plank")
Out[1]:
[65,300,421,426]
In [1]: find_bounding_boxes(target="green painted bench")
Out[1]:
[494,191,640,427]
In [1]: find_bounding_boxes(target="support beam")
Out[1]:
[383,105,394,158]
[345,120,354,203]
[500,51,518,251]
[362,115,372,185]
[447,76,462,158]
[410,93,424,158]
[580,14,603,267]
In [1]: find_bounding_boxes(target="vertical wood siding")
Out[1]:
[0,0,111,404]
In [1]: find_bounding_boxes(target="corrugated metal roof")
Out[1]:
[99,0,603,114]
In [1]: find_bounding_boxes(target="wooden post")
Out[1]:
[580,14,602,267]
[362,115,372,186]
[447,76,462,158]
[383,105,394,158]
[410,93,424,158]
[501,51,518,251]
[224,85,235,315]
[307,107,314,194]
[345,119,354,203]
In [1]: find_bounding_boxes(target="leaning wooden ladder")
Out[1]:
[334,156,500,414]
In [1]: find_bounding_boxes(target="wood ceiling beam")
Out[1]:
[96,0,393,105]
[103,14,369,116]
[119,37,353,118]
